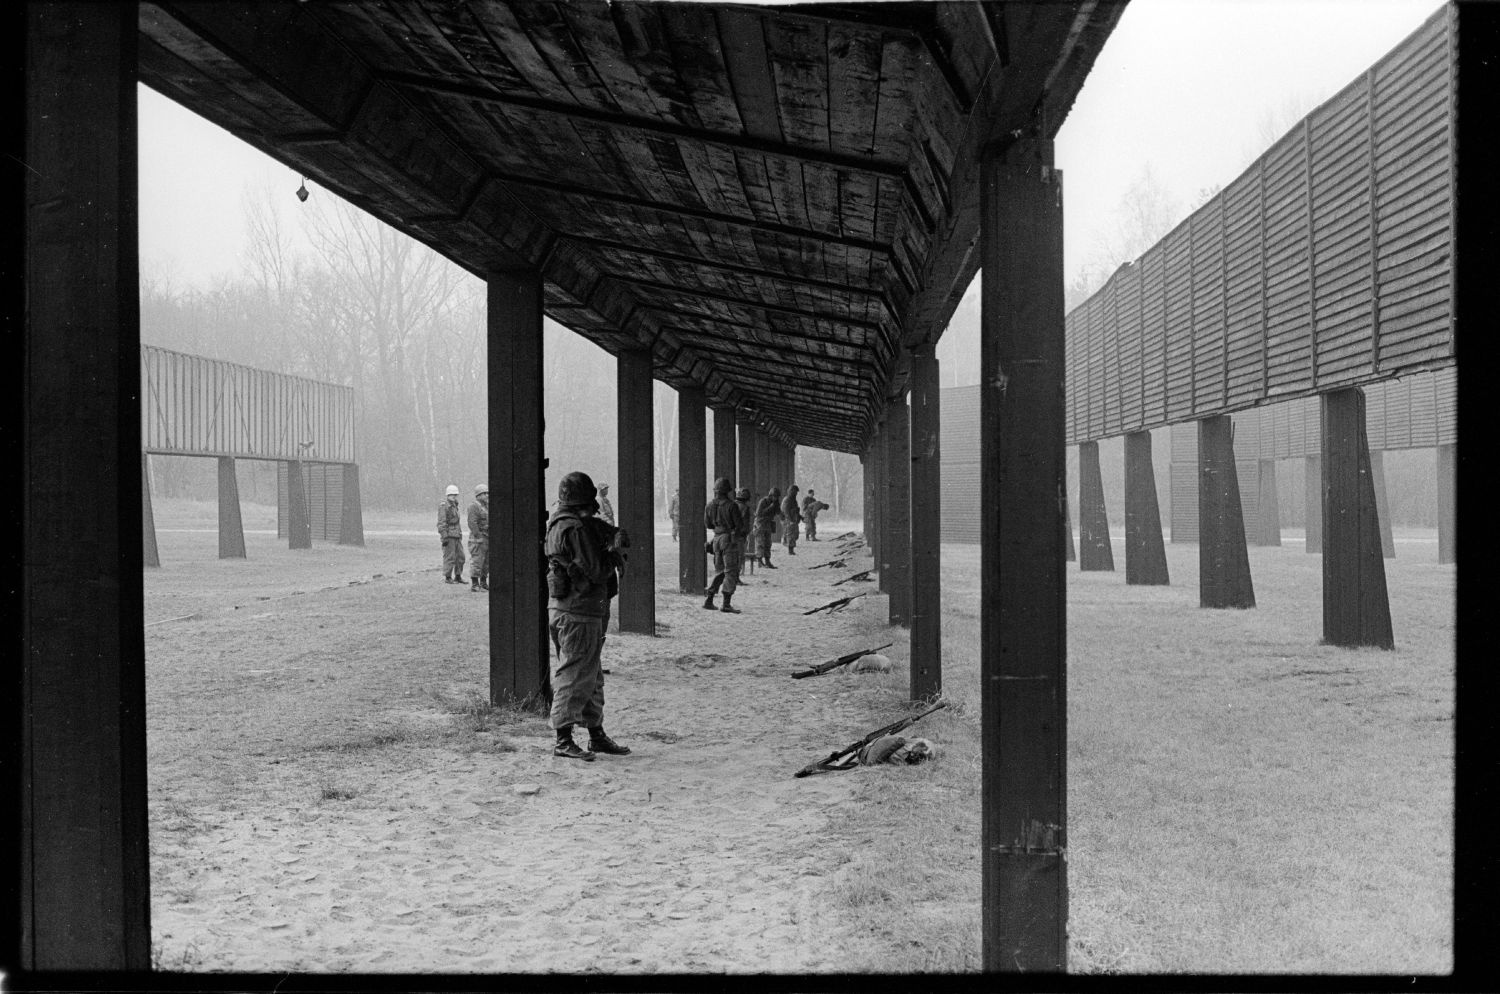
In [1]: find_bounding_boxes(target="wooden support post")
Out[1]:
[872,419,887,583]
[884,394,912,627]
[338,463,365,546]
[980,138,1068,972]
[755,427,771,497]
[217,456,246,559]
[1305,455,1323,554]
[142,453,159,568]
[678,388,707,594]
[1124,431,1169,585]
[23,2,151,968]
[861,453,873,554]
[1368,449,1395,558]
[488,269,547,705]
[617,348,655,634]
[737,421,757,499]
[1077,440,1114,571]
[286,460,312,549]
[713,408,737,487]
[1321,389,1394,648]
[1063,492,1076,562]
[1252,459,1282,546]
[910,348,942,699]
[1437,444,1455,564]
[1198,415,1255,608]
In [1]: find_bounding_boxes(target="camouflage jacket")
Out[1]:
[437,500,463,539]
[467,498,489,542]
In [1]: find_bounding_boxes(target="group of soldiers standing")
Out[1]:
[437,483,490,591]
[703,478,830,614]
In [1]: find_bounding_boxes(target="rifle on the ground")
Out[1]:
[830,531,857,542]
[808,557,847,570]
[803,591,867,615]
[790,641,894,680]
[831,569,874,587]
[794,701,949,777]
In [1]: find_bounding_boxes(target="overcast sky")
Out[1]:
[137,0,1446,293]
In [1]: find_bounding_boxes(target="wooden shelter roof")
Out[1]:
[139,1,1123,452]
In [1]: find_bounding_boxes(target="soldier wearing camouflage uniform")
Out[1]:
[437,484,465,583]
[780,484,802,556]
[752,487,782,569]
[703,477,745,613]
[466,483,489,592]
[544,471,631,762]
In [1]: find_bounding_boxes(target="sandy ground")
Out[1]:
[146,517,921,974]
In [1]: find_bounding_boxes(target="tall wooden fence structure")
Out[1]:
[139,344,363,561]
[1053,7,1457,643]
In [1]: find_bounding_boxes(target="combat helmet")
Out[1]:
[713,476,732,496]
[557,471,598,508]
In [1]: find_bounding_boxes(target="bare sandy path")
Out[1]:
[147,524,914,974]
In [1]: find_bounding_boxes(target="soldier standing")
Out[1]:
[544,471,631,762]
[597,483,615,526]
[801,489,830,541]
[438,484,465,583]
[467,483,489,592]
[781,484,802,556]
[752,487,782,569]
[668,488,680,542]
[703,477,745,613]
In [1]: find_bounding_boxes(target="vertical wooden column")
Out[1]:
[1077,440,1114,571]
[1198,415,1255,608]
[488,269,548,704]
[883,395,912,626]
[142,454,160,568]
[1322,389,1393,648]
[737,421,757,498]
[1252,459,1282,546]
[1437,444,1455,564]
[338,463,365,546]
[217,456,247,559]
[1063,493,1076,562]
[980,138,1067,972]
[713,408,737,487]
[870,418,885,568]
[1368,449,1395,558]
[754,427,771,496]
[23,2,150,968]
[1124,431,1169,585]
[861,452,875,555]
[617,348,655,634]
[678,388,707,594]
[1305,455,1323,554]
[286,460,312,549]
[910,348,942,699]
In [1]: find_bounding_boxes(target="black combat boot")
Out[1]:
[702,592,717,609]
[720,593,741,614]
[479,575,490,590]
[587,727,631,755]
[470,575,481,592]
[553,726,595,762]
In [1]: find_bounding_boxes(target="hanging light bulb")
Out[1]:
[295,176,309,203]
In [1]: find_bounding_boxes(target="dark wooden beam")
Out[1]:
[488,269,548,706]
[217,456,246,558]
[1321,389,1393,648]
[1123,431,1169,585]
[1198,415,1255,609]
[1077,440,1115,571]
[714,407,738,486]
[883,394,912,627]
[609,275,888,334]
[617,347,656,634]
[1252,458,1282,546]
[909,348,942,699]
[286,459,312,549]
[1437,443,1455,564]
[678,387,707,594]
[338,463,365,546]
[738,422,759,498]
[379,68,910,179]
[24,1,151,968]
[142,454,160,568]
[980,138,1067,973]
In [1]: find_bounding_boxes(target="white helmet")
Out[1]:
[475,483,489,496]
[445,484,460,496]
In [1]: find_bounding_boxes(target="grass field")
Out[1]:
[143,503,1452,974]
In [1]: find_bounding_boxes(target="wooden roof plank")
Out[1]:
[463,2,581,104]
[506,1,622,110]
[412,1,532,92]
[660,5,746,134]
[716,7,785,144]
[558,1,680,122]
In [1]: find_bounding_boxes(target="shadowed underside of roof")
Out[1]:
[139,0,1123,452]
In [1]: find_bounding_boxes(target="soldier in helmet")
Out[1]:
[780,484,802,556]
[544,471,631,762]
[752,487,782,568]
[467,483,489,592]
[702,477,745,613]
[437,484,465,583]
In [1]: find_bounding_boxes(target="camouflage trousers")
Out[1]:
[706,533,742,596]
[442,537,466,575]
[467,539,489,581]
[548,610,605,730]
